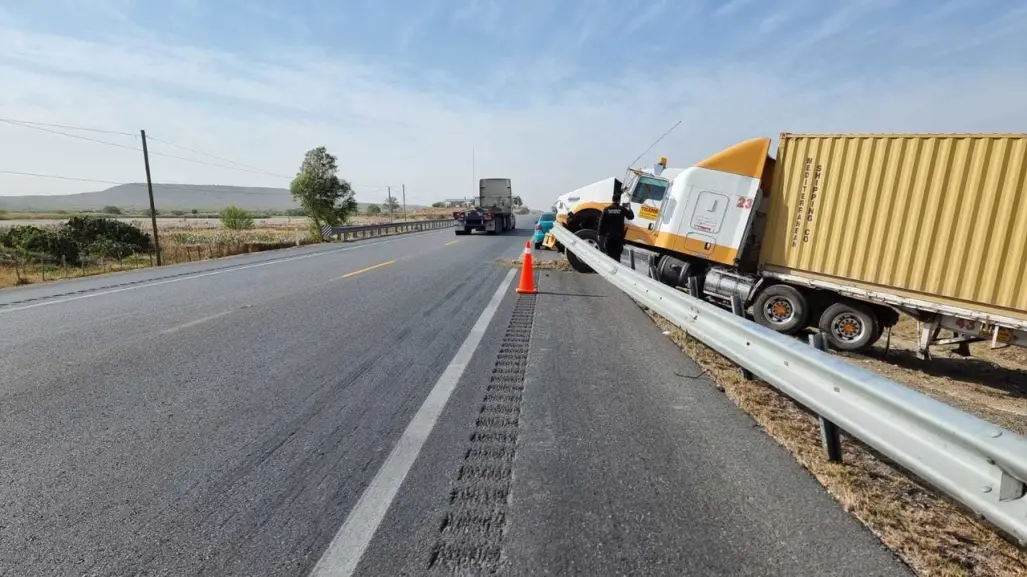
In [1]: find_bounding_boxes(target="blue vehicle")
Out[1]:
[532,211,557,249]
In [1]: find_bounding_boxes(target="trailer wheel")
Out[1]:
[818,302,880,352]
[753,284,808,335]
[566,229,599,274]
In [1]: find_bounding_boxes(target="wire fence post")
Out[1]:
[809,333,843,463]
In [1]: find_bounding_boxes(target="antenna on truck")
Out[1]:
[626,120,682,169]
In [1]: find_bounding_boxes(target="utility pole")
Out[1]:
[140,129,162,266]
[401,184,407,222]
[386,186,393,222]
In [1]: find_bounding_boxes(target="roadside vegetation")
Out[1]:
[0,146,459,289]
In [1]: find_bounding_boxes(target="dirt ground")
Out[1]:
[835,318,1027,438]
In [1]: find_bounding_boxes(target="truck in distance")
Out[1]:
[561,133,1027,359]
[453,178,517,235]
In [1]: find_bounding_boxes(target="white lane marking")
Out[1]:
[161,309,236,334]
[309,268,517,577]
[0,230,449,315]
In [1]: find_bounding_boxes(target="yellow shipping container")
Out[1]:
[759,133,1027,322]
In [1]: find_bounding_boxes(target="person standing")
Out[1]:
[597,181,634,262]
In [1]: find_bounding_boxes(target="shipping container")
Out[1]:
[759,133,1027,323]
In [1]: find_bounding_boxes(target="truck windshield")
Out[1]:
[630,175,669,204]
[540,213,555,221]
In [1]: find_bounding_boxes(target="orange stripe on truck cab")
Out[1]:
[696,137,772,180]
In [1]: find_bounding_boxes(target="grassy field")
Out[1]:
[0,208,454,289]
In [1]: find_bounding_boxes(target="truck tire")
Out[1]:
[566,229,600,274]
[753,284,808,335]
[818,302,880,352]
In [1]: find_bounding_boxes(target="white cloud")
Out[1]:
[0,6,1025,210]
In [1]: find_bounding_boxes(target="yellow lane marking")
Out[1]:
[445,240,460,246]
[338,260,396,279]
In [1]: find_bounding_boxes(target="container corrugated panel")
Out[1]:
[759,133,1027,319]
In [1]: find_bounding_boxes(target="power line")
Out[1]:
[2,119,287,179]
[144,149,293,179]
[0,169,125,186]
[0,171,295,198]
[0,117,136,136]
[144,135,292,179]
[0,119,141,152]
[2,117,405,188]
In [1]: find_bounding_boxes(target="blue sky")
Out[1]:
[1,0,1025,207]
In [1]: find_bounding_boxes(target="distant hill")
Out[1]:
[0,184,408,213]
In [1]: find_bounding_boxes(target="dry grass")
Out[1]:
[644,309,1027,576]
[836,318,1027,437]
[0,215,447,289]
[495,256,573,272]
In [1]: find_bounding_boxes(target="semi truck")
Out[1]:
[453,178,516,235]
[561,133,1027,358]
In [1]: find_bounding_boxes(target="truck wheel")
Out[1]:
[566,229,599,274]
[753,284,808,335]
[818,302,880,352]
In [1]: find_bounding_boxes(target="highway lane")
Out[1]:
[0,224,531,576]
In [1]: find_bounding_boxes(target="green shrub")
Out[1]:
[63,216,152,254]
[220,205,255,230]
[0,225,81,264]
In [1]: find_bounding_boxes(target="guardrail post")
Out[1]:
[809,333,843,463]
[730,294,754,381]
[687,276,702,299]
[629,249,636,270]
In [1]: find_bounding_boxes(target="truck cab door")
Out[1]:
[623,171,670,244]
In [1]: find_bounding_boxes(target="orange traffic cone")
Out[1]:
[515,240,538,294]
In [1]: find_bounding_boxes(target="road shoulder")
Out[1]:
[498,271,911,576]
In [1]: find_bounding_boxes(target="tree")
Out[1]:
[102,205,122,215]
[289,146,358,237]
[366,204,381,215]
[513,196,523,207]
[385,196,400,214]
[190,208,199,215]
[431,201,446,208]
[220,205,255,230]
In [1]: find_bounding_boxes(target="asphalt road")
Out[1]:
[0,220,911,576]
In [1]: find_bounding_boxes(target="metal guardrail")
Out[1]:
[326,219,452,241]
[552,225,1027,544]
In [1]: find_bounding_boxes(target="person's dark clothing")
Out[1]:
[597,202,634,261]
